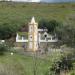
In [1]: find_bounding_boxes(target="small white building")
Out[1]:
[16,17,58,51]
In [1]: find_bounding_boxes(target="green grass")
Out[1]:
[0,48,74,75]
[0,50,62,75]
[0,52,50,75]
[0,2,75,26]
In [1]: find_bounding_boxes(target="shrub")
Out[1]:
[0,43,8,55]
[49,55,73,75]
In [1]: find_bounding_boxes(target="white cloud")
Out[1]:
[6,0,75,2]
[12,0,41,2]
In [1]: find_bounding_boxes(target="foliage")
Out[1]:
[47,20,60,33]
[50,56,73,75]
[0,2,75,27]
[0,22,20,48]
[46,48,75,75]
[5,38,15,48]
[0,23,20,40]
[55,24,75,47]
[0,43,8,55]
[38,19,48,29]
[39,19,60,33]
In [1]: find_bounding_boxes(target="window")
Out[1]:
[30,35,32,40]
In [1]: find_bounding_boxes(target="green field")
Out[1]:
[0,52,52,75]
[0,2,75,26]
[0,53,49,75]
[0,49,62,75]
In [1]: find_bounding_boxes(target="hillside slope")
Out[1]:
[0,2,75,26]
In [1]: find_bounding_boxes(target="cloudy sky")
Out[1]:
[12,0,40,2]
[11,0,75,2]
[42,0,75,2]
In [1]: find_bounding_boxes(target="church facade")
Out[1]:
[16,17,58,51]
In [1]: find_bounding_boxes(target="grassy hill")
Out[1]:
[0,2,75,26]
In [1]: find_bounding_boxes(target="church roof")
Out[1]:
[19,25,28,32]
[30,16,36,24]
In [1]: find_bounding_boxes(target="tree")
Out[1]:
[0,23,20,40]
[39,19,60,33]
[38,19,49,29]
[0,23,20,48]
[47,20,60,33]
[55,24,75,47]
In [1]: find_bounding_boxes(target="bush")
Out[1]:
[0,43,8,55]
[49,55,73,75]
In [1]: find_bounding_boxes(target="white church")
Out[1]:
[16,17,58,51]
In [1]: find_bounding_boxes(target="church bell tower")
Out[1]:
[28,17,38,51]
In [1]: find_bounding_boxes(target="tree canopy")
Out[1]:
[55,24,75,47]
[38,19,60,33]
[0,23,20,40]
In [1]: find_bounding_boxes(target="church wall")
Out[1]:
[15,42,28,50]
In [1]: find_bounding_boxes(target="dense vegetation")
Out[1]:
[0,2,75,26]
[38,19,60,33]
